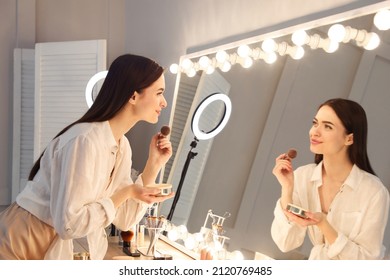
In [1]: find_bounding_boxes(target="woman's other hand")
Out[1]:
[111,184,174,208]
[131,184,175,204]
[149,132,172,168]
[283,209,325,227]
[272,153,294,189]
[273,153,295,208]
[142,132,173,186]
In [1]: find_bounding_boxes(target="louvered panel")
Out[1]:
[162,75,200,183]
[20,60,35,181]
[34,40,106,159]
[12,48,35,201]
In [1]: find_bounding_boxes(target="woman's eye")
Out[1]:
[325,124,332,129]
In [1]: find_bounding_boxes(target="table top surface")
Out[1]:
[74,235,196,260]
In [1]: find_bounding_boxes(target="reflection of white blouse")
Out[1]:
[16,121,149,259]
[271,162,390,260]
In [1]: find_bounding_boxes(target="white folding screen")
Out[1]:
[12,40,106,202]
[12,49,35,201]
[34,40,106,159]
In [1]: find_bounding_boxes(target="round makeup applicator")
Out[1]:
[287,148,297,159]
[160,125,171,137]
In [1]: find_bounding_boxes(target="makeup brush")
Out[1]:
[159,125,171,138]
[287,148,297,159]
[157,126,170,149]
[121,230,140,257]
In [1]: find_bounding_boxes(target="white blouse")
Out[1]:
[271,162,390,259]
[16,121,150,259]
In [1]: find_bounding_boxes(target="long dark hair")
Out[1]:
[314,98,376,175]
[28,54,164,180]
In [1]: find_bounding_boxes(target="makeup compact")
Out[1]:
[145,183,173,196]
[286,203,308,219]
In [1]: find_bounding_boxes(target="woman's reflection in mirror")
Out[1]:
[271,98,389,260]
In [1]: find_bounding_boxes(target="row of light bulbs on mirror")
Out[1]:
[170,9,390,77]
[166,224,244,260]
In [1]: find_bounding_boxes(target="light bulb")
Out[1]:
[169,63,179,74]
[374,10,390,30]
[292,30,308,46]
[198,56,211,69]
[220,61,231,72]
[186,68,197,78]
[177,224,188,234]
[216,50,229,63]
[328,24,346,42]
[261,38,277,53]
[167,228,179,241]
[264,52,277,64]
[181,58,193,70]
[241,57,253,68]
[193,232,204,242]
[237,45,251,57]
[324,40,339,53]
[290,46,304,60]
[229,250,244,260]
[184,235,197,250]
[362,32,380,50]
[205,65,215,74]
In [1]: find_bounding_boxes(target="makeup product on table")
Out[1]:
[145,215,172,260]
[120,230,140,257]
[137,224,145,247]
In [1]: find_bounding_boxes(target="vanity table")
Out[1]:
[74,235,197,260]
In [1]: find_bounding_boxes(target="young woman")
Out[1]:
[271,98,389,259]
[0,54,174,259]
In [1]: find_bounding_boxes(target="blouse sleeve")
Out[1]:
[271,198,307,252]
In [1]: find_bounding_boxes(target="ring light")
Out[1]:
[191,93,232,140]
[167,92,232,222]
[85,70,108,108]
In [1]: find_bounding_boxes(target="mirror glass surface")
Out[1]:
[161,4,390,259]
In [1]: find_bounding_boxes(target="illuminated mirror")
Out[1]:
[161,1,390,260]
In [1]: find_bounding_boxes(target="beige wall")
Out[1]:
[35,0,125,64]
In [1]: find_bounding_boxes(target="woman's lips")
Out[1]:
[310,139,321,145]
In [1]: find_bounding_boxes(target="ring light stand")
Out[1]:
[167,93,232,221]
